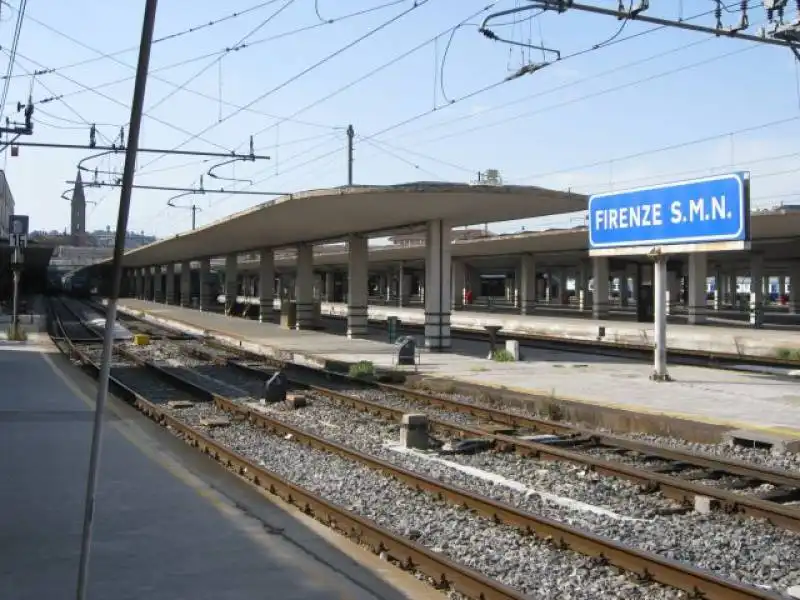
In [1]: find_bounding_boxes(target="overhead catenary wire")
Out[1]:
[10,48,232,150]
[0,0,283,81]
[360,137,445,179]
[406,42,760,148]
[0,0,27,119]
[30,0,414,131]
[135,0,297,122]
[359,1,762,146]
[138,0,432,175]
[22,1,336,131]
[515,115,800,184]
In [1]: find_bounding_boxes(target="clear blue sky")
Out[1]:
[2,0,799,238]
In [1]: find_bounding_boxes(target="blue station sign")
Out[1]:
[588,172,750,251]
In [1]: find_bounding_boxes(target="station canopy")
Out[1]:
[120,182,587,268]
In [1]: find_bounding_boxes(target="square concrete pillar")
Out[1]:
[713,270,723,311]
[592,257,609,320]
[399,266,411,307]
[165,263,175,305]
[135,268,144,299]
[424,219,451,351]
[789,265,800,314]
[576,260,589,312]
[750,254,764,328]
[258,249,275,322]
[687,253,707,324]
[199,258,212,311]
[666,270,679,315]
[323,271,334,302]
[347,234,369,338]
[179,261,191,307]
[152,266,164,303]
[224,253,238,315]
[295,243,315,329]
[451,260,465,310]
[520,254,536,315]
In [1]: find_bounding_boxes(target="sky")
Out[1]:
[1,0,799,239]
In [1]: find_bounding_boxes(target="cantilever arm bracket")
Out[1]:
[479,5,562,64]
[207,156,254,185]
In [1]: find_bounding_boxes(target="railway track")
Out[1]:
[53,298,800,598]
[49,299,529,600]
[77,298,800,528]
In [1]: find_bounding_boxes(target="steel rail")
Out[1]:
[378,381,800,488]
[111,345,782,600]
[47,302,526,600]
[74,301,800,528]
[219,360,800,533]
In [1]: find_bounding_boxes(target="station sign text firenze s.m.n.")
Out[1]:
[588,172,750,256]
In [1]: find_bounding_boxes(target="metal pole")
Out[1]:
[191,204,196,230]
[75,1,159,599]
[346,124,354,186]
[652,255,670,382]
[11,264,19,338]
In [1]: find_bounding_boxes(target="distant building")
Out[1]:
[0,170,15,237]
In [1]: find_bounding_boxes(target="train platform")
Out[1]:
[118,298,800,440]
[0,336,440,599]
[317,303,799,360]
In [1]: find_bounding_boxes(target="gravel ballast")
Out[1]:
[169,401,685,600]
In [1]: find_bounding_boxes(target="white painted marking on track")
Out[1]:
[384,442,641,521]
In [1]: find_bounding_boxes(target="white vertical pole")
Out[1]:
[652,255,670,382]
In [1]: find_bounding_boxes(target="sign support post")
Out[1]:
[588,172,751,383]
[651,252,669,381]
[11,250,21,338]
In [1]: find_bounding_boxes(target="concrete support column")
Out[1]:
[779,275,786,298]
[592,257,609,320]
[557,269,567,305]
[144,268,152,300]
[399,267,411,307]
[424,219,451,351]
[789,264,800,314]
[323,271,334,302]
[713,270,722,311]
[666,270,679,315]
[347,235,369,338]
[520,254,536,315]
[165,263,175,305]
[258,249,275,322]
[451,260,465,310]
[384,271,393,303]
[544,270,552,304]
[750,254,764,328]
[730,273,738,306]
[153,266,164,303]
[619,272,629,307]
[295,244,315,329]
[135,268,144,299]
[198,258,211,311]
[687,253,707,324]
[224,253,238,315]
[577,261,589,311]
[180,261,191,307]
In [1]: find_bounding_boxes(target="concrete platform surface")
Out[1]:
[318,303,800,360]
[119,299,800,437]
[0,338,440,600]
